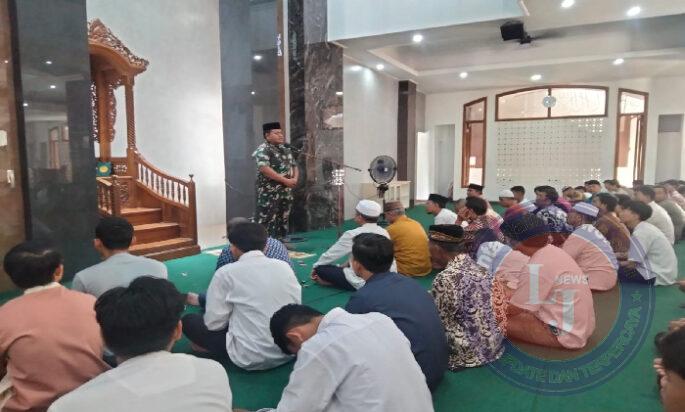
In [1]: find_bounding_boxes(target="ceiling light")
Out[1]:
[250,91,256,95]
[561,0,575,8]
[412,33,424,43]
[3,60,8,64]
[49,85,56,89]
[530,74,542,81]
[613,58,625,65]
[350,65,362,72]
[253,54,263,61]
[45,60,52,65]
[22,102,28,107]
[376,64,385,71]
[459,71,468,79]
[626,6,641,17]
[336,91,343,96]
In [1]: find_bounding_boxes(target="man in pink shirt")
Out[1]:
[500,214,596,349]
[563,203,618,291]
[0,242,109,411]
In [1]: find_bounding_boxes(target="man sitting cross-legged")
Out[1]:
[72,216,167,298]
[384,201,432,277]
[563,203,618,291]
[591,192,631,255]
[262,304,434,412]
[344,233,448,391]
[500,214,595,349]
[182,222,301,370]
[654,185,685,242]
[0,241,109,412]
[428,225,507,368]
[49,277,233,412]
[426,193,458,225]
[311,199,396,290]
[635,185,675,245]
[187,217,291,307]
[617,200,677,286]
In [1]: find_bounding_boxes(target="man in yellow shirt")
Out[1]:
[384,201,432,276]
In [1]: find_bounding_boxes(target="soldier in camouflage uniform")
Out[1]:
[253,122,298,238]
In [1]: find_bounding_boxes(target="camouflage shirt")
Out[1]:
[252,142,295,190]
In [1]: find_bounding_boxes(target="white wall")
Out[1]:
[87,0,225,247]
[343,58,398,218]
[328,0,521,41]
[423,77,685,200]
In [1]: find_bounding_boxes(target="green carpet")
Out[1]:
[2,204,683,411]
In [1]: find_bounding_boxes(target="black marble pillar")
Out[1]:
[288,0,343,232]
[220,0,282,223]
[398,80,417,207]
[10,0,99,278]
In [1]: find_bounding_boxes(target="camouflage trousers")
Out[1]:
[254,186,293,239]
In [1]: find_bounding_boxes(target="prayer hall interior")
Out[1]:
[2,0,685,411]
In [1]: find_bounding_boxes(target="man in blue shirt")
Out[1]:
[187,217,291,307]
[344,233,448,391]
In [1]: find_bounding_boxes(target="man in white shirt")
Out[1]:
[182,222,301,370]
[311,200,396,290]
[72,217,167,298]
[635,186,675,244]
[617,200,677,285]
[49,277,232,412]
[426,193,458,225]
[261,304,434,412]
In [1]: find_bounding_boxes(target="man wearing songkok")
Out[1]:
[384,201,432,276]
[253,122,298,238]
[635,185,675,244]
[465,183,504,225]
[264,305,434,411]
[563,203,618,291]
[49,278,232,412]
[654,185,685,241]
[344,233,447,391]
[500,214,595,349]
[312,199,396,290]
[617,200,677,285]
[428,225,507,368]
[426,193,458,225]
[592,192,631,254]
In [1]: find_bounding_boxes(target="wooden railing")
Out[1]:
[111,157,128,175]
[96,176,122,216]
[134,151,194,208]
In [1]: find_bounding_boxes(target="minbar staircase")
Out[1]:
[96,149,200,261]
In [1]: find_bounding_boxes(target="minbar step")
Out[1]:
[130,237,200,261]
[121,207,163,226]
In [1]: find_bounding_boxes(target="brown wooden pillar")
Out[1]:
[124,77,136,150]
[397,80,417,207]
[95,69,111,161]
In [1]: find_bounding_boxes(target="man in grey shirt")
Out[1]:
[655,185,685,242]
[72,217,167,298]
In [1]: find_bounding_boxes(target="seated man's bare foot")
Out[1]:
[190,343,211,353]
[678,279,685,292]
[186,292,200,307]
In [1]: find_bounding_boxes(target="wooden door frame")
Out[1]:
[461,97,487,188]
[614,88,649,182]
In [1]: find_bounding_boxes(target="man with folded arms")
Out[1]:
[262,304,434,411]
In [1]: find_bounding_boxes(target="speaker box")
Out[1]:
[501,21,524,41]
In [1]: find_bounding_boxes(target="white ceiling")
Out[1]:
[336,0,685,93]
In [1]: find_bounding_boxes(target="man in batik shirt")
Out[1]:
[428,224,506,370]
[252,122,298,238]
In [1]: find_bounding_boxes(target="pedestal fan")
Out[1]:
[368,156,397,224]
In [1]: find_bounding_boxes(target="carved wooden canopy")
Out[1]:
[88,19,148,158]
